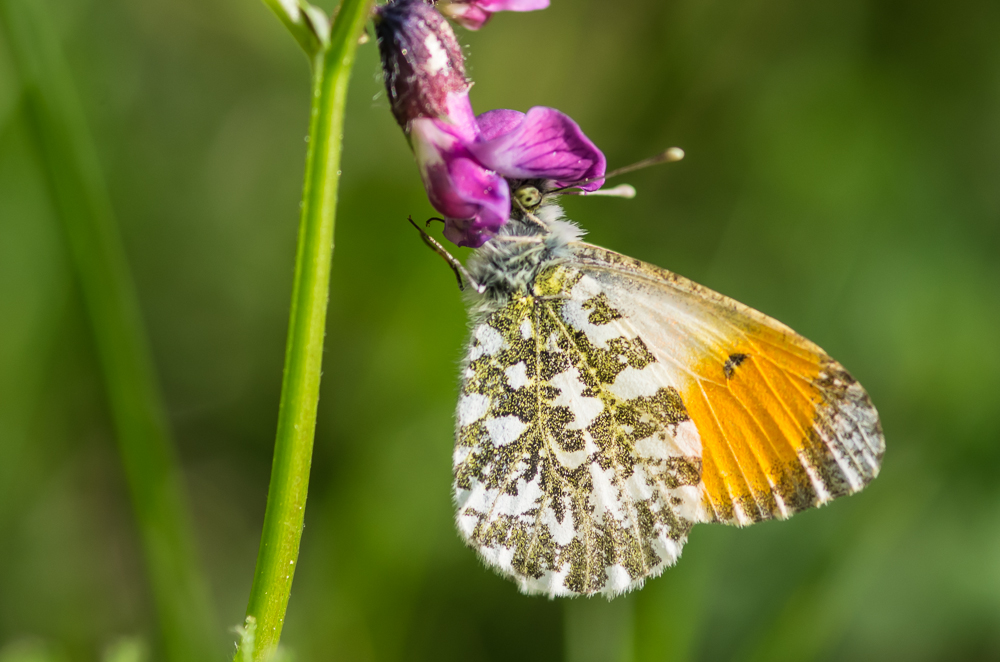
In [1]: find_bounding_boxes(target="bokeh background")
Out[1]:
[2,0,999,660]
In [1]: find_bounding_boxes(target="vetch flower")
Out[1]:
[408,103,605,246]
[376,0,606,247]
[376,0,508,246]
[412,104,605,246]
[438,0,550,31]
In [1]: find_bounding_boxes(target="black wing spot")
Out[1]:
[581,293,624,325]
[723,353,749,379]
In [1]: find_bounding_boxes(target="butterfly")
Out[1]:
[412,178,885,599]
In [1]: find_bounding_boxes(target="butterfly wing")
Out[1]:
[453,243,884,598]
[455,263,711,598]
[568,242,885,526]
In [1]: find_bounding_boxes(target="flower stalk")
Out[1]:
[237,0,373,659]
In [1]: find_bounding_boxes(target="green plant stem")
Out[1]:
[0,1,218,660]
[238,0,372,658]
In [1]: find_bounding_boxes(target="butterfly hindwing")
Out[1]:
[455,263,705,597]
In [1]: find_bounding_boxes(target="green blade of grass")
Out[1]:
[236,0,373,659]
[0,1,218,660]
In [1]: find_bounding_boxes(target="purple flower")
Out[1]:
[376,0,605,247]
[471,107,605,192]
[409,112,511,247]
[413,102,605,246]
[439,0,550,31]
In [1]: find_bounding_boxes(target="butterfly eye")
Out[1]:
[514,185,542,209]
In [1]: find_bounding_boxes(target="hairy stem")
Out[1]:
[237,0,373,658]
[0,0,218,659]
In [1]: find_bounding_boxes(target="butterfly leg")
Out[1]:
[407,217,485,294]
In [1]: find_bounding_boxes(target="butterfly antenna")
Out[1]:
[551,146,685,195]
[407,217,485,294]
[605,147,685,181]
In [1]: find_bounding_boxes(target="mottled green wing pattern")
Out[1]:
[454,264,707,597]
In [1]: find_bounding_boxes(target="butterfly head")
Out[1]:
[510,179,570,217]
[512,183,543,210]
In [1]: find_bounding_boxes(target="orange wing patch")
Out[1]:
[679,320,858,525]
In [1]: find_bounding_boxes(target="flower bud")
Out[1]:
[374,0,469,130]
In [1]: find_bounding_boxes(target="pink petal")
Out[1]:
[476,109,525,141]
[469,106,606,190]
[441,0,549,31]
[477,0,550,11]
[439,3,492,30]
[441,202,509,247]
[411,118,511,247]
[444,90,480,143]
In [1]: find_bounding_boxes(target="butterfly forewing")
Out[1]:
[568,243,885,526]
[455,262,708,598]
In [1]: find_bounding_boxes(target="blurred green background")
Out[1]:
[1,0,999,660]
